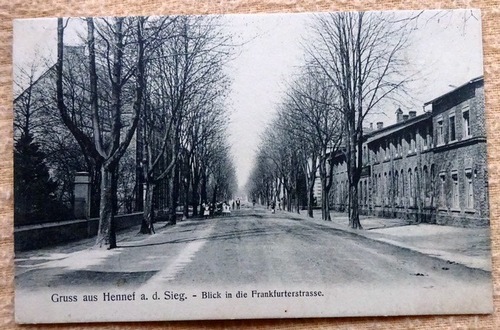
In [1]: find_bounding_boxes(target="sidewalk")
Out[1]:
[289,209,492,272]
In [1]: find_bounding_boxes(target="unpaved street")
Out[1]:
[16,207,490,290]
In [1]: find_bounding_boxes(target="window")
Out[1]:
[359,181,363,204]
[378,173,381,204]
[439,172,446,208]
[463,108,471,138]
[384,172,387,205]
[414,166,419,203]
[410,132,417,152]
[423,166,429,199]
[364,180,368,205]
[465,169,474,209]
[430,164,436,206]
[340,181,343,204]
[408,169,413,204]
[437,118,444,145]
[407,134,412,154]
[388,171,392,204]
[394,171,399,205]
[423,127,429,149]
[401,169,405,199]
[452,171,459,208]
[412,131,417,152]
[449,115,456,142]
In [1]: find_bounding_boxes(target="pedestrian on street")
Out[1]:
[222,202,231,216]
[203,203,210,218]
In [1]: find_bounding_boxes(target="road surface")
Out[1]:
[14,206,493,322]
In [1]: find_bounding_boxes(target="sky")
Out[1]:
[13,10,483,190]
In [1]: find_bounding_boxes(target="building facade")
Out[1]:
[328,77,489,227]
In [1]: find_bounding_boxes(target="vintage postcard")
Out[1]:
[13,9,492,323]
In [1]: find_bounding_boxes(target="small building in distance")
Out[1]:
[328,76,488,227]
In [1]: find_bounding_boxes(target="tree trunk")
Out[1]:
[96,166,117,248]
[201,171,207,204]
[192,170,201,217]
[135,115,144,212]
[307,187,314,218]
[319,159,328,220]
[211,184,218,215]
[350,183,362,229]
[89,161,101,217]
[168,163,179,225]
[140,180,155,234]
[324,190,331,221]
[183,171,190,219]
[349,145,362,229]
[321,177,330,220]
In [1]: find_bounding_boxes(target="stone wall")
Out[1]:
[14,212,143,251]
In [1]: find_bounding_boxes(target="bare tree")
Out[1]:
[57,17,146,248]
[282,67,343,219]
[306,12,413,228]
[139,15,232,233]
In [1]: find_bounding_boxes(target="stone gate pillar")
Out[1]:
[74,172,90,219]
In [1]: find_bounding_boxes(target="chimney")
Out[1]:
[409,111,416,118]
[376,122,383,130]
[396,108,403,123]
[403,114,409,121]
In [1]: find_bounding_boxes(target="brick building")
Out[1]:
[329,76,488,227]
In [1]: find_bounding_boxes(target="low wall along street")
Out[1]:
[14,212,143,251]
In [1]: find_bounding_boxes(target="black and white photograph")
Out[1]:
[13,9,492,323]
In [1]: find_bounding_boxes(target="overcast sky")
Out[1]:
[13,9,483,190]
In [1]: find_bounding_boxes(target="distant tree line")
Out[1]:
[247,11,415,227]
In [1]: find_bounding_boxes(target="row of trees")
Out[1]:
[247,11,414,228]
[14,16,237,248]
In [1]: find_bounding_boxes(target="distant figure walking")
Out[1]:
[236,199,240,210]
[252,199,256,208]
[222,202,231,216]
[232,200,235,210]
[203,203,210,218]
[271,201,276,214]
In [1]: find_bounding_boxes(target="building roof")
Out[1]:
[365,112,431,144]
[424,76,484,106]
